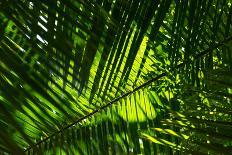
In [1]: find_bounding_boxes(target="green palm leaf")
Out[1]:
[0,0,232,154]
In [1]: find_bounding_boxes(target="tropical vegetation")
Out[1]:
[0,0,232,154]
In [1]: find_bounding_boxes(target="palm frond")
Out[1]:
[0,0,232,154]
[142,68,232,154]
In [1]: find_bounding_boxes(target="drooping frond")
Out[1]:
[0,0,231,154]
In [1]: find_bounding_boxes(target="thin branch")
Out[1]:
[25,36,232,152]
[194,36,232,59]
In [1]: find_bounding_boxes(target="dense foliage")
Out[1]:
[0,0,232,154]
